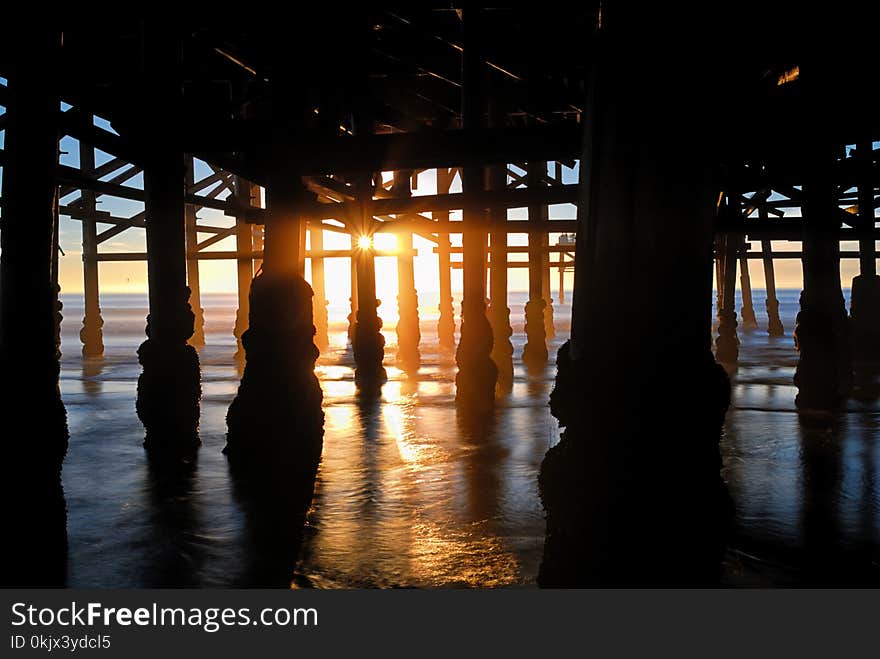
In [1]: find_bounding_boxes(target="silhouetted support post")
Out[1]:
[849,140,880,371]
[348,259,359,341]
[297,220,308,277]
[794,149,852,409]
[136,25,201,453]
[225,177,323,467]
[542,8,731,586]
[0,32,68,452]
[393,171,420,373]
[715,229,740,364]
[488,165,514,391]
[184,156,206,347]
[251,223,264,272]
[738,239,758,331]
[52,189,63,361]
[761,209,785,337]
[0,29,68,586]
[310,224,330,352]
[79,137,105,357]
[455,7,497,410]
[558,265,565,305]
[352,174,387,393]
[523,161,549,368]
[543,247,556,339]
[436,167,456,350]
[233,176,255,359]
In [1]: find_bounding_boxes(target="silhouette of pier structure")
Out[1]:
[0,7,877,587]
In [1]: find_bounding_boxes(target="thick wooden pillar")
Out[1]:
[558,266,565,305]
[523,161,549,367]
[455,6,497,410]
[184,156,206,347]
[233,176,255,358]
[310,224,330,352]
[738,239,758,331]
[352,175,387,392]
[715,223,740,364]
[543,246,556,339]
[488,164,514,391]
[262,191,303,276]
[0,28,68,586]
[436,167,456,350]
[79,137,104,357]
[542,7,731,585]
[136,23,201,452]
[794,148,851,409]
[849,140,880,368]
[393,171,421,373]
[348,257,359,341]
[226,172,323,467]
[51,188,62,361]
[252,223,264,272]
[0,29,67,435]
[761,208,785,337]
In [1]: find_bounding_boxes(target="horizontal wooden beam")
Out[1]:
[717,221,880,239]
[56,164,260,218]
[57,109,145,168]
[58,157,129,197]
[436,245,577,254]
[87,248,415,262]
[452,259,574,269]
[737,251,864,259]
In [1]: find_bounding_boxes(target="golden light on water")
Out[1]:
[776,65,800,86]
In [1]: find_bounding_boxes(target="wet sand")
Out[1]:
[57,289,880,586]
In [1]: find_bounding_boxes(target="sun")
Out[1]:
[356,235,373,250]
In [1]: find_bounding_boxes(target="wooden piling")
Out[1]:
[352,173,387,391]
[310,223,330,352]
[523,161,549,367]
[436,167,456,351]
[233,176,255,357]
[393,171,420,373]
[794,148,851,409]
[760,208,785,337]
[738,238,758,331]
[136,22,201,451]
[849,140,880,369]
[184,156,206,347]
[79,135,105,357]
